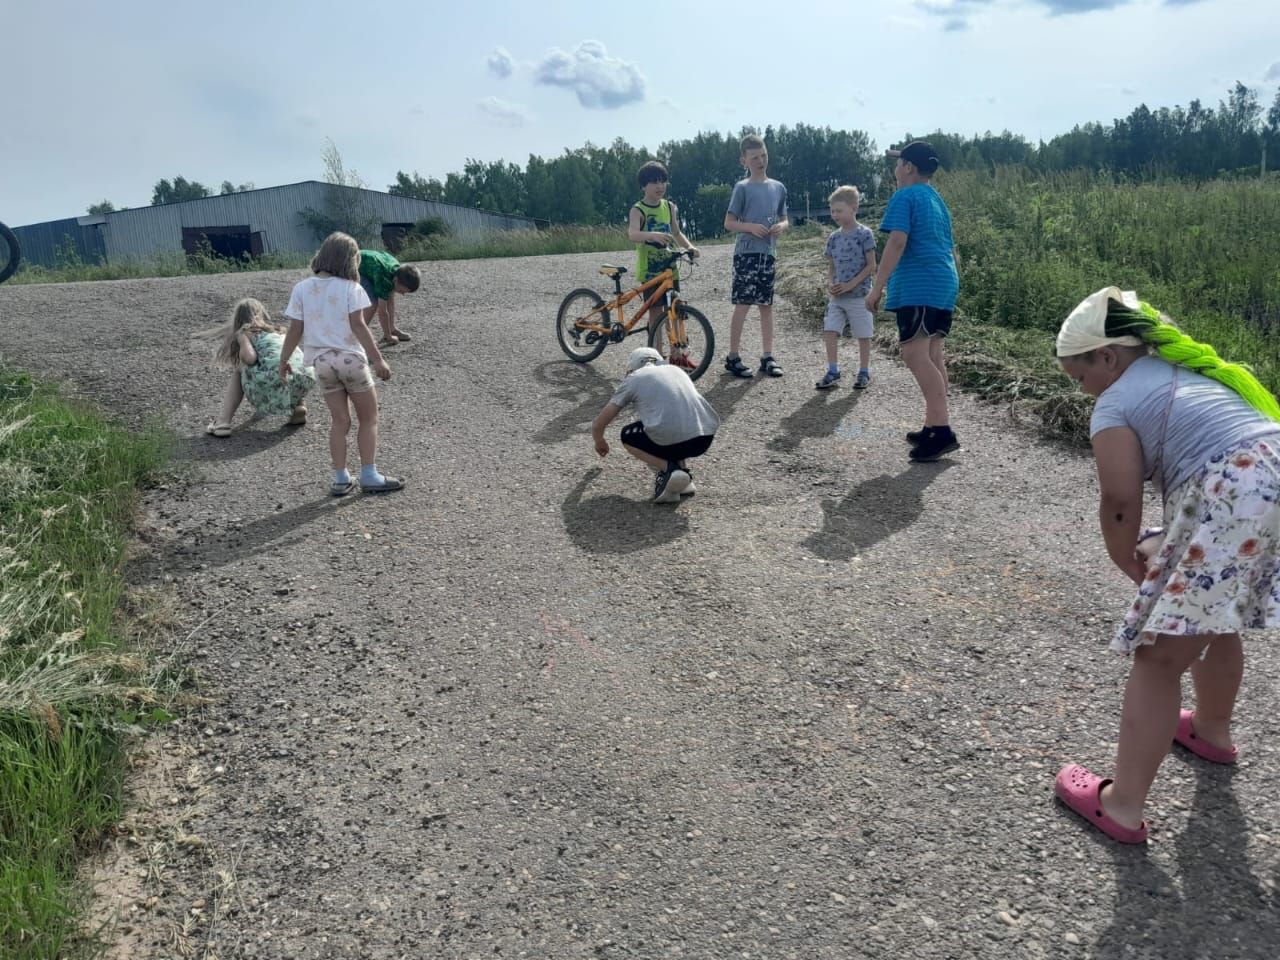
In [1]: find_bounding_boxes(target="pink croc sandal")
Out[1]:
[1054,764,1148,844]
[1173,710,1237,764]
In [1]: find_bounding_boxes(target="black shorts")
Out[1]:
[895,306,953,343]
[731,253,776,305]
[620,423,715,462]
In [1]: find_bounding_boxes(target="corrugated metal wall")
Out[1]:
[14,182,539,268]
[11,217,107,268]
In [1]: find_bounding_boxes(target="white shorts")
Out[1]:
[823,294,873,338]
[313,349,375,395]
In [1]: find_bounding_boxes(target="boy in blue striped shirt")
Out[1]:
[866,140,960,462]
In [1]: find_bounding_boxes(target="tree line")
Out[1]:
[84,81,1280,236]
[385,82,1280,237]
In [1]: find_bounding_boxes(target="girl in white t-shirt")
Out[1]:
[1052,286,1280,844]
[279,233,404,496]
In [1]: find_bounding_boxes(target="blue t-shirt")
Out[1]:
[878,184,958,311]
[824,224,877,297]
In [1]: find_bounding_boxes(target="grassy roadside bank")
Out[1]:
[0,365,169,958]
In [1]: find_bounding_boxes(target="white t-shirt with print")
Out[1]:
[284,276,372,365]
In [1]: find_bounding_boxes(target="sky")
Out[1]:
[3,0,1278,226]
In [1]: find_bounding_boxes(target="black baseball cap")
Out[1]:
[886,140,940,174]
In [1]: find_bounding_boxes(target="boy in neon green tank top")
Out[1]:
[628,161,699,369]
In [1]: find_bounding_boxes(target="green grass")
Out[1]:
[0,366,169,958]
[10,249,310,286]
[778,170,1280,442]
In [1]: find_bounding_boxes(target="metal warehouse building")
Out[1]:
[13,181,538,269]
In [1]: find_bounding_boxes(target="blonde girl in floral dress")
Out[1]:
[206,298,315,436]
[1052,287,1280,843]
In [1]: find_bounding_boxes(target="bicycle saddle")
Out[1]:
[598,265,628,278]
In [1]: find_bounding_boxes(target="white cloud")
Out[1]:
[534,40,645,109]
[1266,62,1280,82]
[477,96,527,127]
[486,47,513,79]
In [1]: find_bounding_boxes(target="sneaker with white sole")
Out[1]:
[853,371,871,390]
[653,467,690,502]
[816,370,840,390]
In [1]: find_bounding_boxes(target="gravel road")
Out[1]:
[1,246,1277,959]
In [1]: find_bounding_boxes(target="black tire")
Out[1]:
[0,222,20,285]
[649,303,715,381]
[556,288,609,363]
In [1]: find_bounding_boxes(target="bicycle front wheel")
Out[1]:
[649,303,714,381]
[0,222,20,285]
[556,288,609,363]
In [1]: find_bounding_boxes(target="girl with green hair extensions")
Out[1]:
[1051,286,1280,844]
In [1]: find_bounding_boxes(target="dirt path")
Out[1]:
[2,248,1277,959]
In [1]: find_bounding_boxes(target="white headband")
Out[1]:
[1055,286,1147,357]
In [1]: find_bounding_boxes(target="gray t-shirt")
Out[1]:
[1090,355,1280,495]
[824,224,877,295]
[727,177,788,256]
[609,365,721,445]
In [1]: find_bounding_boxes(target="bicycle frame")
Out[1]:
[574,269,680,337]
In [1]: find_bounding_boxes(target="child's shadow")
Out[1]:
[803,461,954,561]
[181,420,302,462]
[531,361,616,446]
[701,374,760,425]
[1094,765,1277,960]
[561,467,688,555]
[133,495,362,579]
[767,388,862,454]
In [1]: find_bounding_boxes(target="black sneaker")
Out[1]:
[653,468,688,503]
[724,355,753,379]
[906,426,927,444]
[909,427,959,462]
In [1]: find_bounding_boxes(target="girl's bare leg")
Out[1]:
[1189,632,1243,749]
[321,389,351,469]
[215,372,243,426]
[1101,633,1211,829]
[349,388,380,466]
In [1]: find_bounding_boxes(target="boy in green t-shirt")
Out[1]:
[627,161,699,369]
[358,249,421,344]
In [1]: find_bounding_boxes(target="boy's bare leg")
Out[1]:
[376,302,396,342]
[759,304,775,356]
[622,443,670,472]
[1189,633,1243,749]
[928,336,949,393]
[321,389,351,469]
[215,372,244,426]
[901,335,949,426]
[824,331,839,366]
[858,337,872,370]
[728,305,750,356]
[349,388,380,466]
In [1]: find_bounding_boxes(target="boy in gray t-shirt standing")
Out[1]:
[723,133,789,379]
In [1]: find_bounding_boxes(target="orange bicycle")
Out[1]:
[555,247,715,380]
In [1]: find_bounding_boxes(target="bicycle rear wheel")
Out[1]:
[0,222,20,284]
[649,303,714,381]
[556,288,609,363]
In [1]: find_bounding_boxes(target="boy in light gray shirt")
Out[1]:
[723,133,789,379]
[591,348,721,503]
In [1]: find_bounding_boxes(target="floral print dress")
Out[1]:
[239,332,315,416]
[1115,437,1280,652]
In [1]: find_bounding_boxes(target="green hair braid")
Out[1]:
[1104,300,1280,423]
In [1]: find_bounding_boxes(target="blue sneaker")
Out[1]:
[815,369,841,390]
[854,370,871,390]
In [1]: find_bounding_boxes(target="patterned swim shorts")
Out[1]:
[731,253,776,306]
[313,350,375,395]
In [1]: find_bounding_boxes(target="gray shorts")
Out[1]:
[823,293,873,337]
